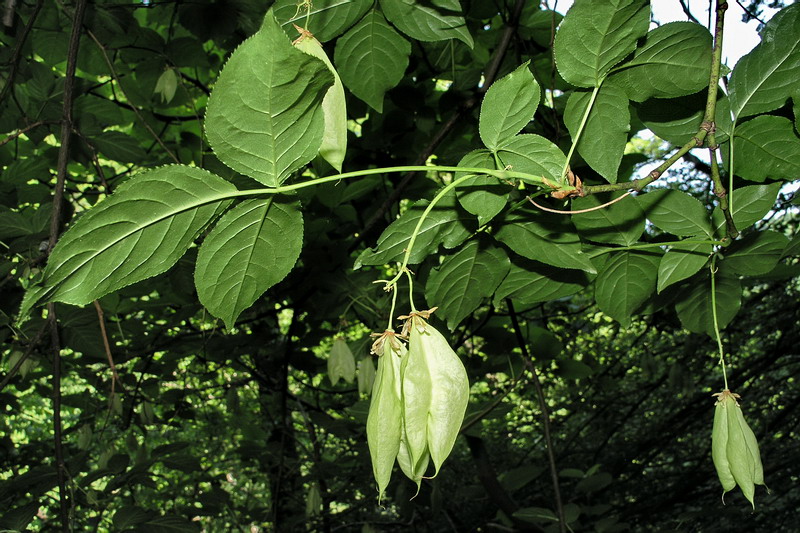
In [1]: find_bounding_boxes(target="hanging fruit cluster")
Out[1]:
[366,309,470,502]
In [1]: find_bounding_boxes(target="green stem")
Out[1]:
[227,165,550,199]
[404,269,417,313]
[386,283,398,331]
[384,174,475,290]
[709,255,728,390]
[561,82,603,182]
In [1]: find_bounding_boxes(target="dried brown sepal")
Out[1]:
[398,307,438,337]
[370,330,405,356]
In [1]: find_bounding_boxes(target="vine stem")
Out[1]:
[560,82,603,182]
[587,239,724,258]
[710,256,729,390]
[382,174,476,291]
[229,165,549,198]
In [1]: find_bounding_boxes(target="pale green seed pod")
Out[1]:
[328,337,355,386]
[711,400,736,493]
[712,389,766,508]
[293,26,347,171]
[401,309,470,477]
[358,356,376,396]
[366,331,405,502]
[396,419,429,496]
[305,482,322,518]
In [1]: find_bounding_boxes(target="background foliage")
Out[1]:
[1,0,798,531]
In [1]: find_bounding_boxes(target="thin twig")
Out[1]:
[83,29,180,163]
[0,0,44,107]
[93,300,127,393]
[506,299,566,533]
[0,120,56,147]
[0,322,48,393]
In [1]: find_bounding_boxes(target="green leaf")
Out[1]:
[194,197,303,329]
[425,240,510,329]
[675,272,741,337]
[22,166,235,318]
[611,22,712,102]
[92,131,148,164]
[711,182,782,236]
[355,190,474,268]
[334,10,411,112]
[636,189,713,237]
[495,134,566,184]
[657,241,712,293]
[514,506,558,524]
[204,11,333,186]
[572,192,644,246]
[379,0,473,48]
[728,3,800,119]
[636,92,731,146]
[113,506,149,529]
[594,251,661,326]
[493,210,596,273]
[479,62,540,151]
[455,149,507,225]
[723,230,788,276]
[553,0,650,87]
[564,81,629,182]
[494,257,588,307]
[730,116,800,182]
[273,0,372,41]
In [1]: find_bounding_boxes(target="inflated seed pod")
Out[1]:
[366,331,405,502]
[711,389,765,508]
[328,337,355,386]
[711,399,736,493]
[293,26,347,171]
[396,416,430,494]
[401,309,470,477]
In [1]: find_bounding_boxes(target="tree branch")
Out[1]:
[48,0,88,528]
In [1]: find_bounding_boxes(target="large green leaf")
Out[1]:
[728,3,800,120]
[572,192,644,246]
[611,22,712,102]
[730,116,800,182]
[455,149,508,225]
[205,11,333,186]
[355,190,474,268]
[334,10,411,113]
[564,81,630,182]
[379,0,473,48]
[495,134,566,184]
[553,0,649,87]
[273,0,372,41]
[425,240,510,329]
[657,241,712,293]
[675,272,741,337]
[493,210,596,273]
[195,197,303,329]
[479,62,540,151]
[21,166,236,319]
[493,257,588,306]
[594,251,661,326]
[711,182,782,236]
[723,230,788,276]
[636,92,731,146]
[636,189,713,237]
